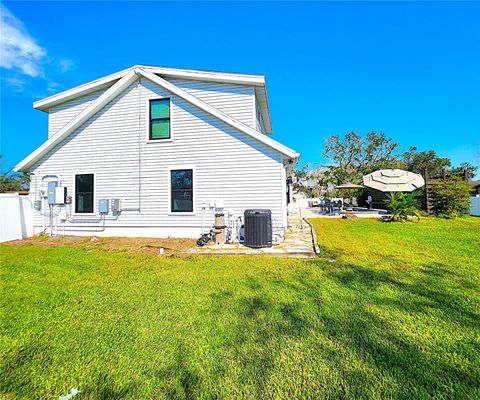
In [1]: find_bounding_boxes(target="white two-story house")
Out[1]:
[14,65,299,240]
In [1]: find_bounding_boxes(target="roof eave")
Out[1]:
[33,65,266,112]
[255,85,273,134]
[33,66,133,111]
[145,65,266,86]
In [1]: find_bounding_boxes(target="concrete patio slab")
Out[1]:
[188,210,317,258]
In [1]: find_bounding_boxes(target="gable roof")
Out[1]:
[15,66,299,172]
[33,64,273,134]
[469,180,480,188]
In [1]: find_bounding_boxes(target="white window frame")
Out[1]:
[145,95,174,143]
[72,172,96,216]
[167,165,196,215]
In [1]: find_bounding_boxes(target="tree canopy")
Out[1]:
[0,155,30,193]
[323,131,399,185]
[399,147,451,178]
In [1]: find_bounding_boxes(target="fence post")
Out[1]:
[423,168,432,215]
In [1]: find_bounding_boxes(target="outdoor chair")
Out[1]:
[334,200,343,210]
[324,201,332,214]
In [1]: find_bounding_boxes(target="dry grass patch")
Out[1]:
[5,235,195,255]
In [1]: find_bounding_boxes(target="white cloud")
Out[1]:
[3,76,26,91]
[59,59,74,72]
[0,3,46,77]
[46,81,62,93]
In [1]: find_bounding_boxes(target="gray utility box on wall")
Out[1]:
[111,199,122,212]
[47,181,58,204]
[98,199,109,214]
[47,181,67,204]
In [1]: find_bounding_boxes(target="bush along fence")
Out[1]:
[423,168,471,218]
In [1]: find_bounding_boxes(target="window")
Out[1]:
[149,98,170,140]
[75,174,94,213]
[170,169,193,212]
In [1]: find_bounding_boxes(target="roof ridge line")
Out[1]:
[33,65,266,111]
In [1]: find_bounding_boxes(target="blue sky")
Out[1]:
[1,1,479,174]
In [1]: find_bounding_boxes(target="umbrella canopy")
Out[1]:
[363,169,425,192]
[334,183,364,189]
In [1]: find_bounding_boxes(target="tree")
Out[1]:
[450,162,478,181]
[400,147,451,178]
[0,155,30,193]
[291,160,334,198]
[0,172,30,192]
[292,163,313,196]
[323,131,399,185]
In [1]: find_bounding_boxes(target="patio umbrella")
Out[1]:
[334,183,364,189]
[363,169,425,192]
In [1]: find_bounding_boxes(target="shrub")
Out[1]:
[430,178,471,218]
[385,192,421,222]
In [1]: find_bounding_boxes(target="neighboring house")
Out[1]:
[469,180,480,195]
[14,65,298,239]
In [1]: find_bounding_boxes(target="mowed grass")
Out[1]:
[1,218,479,399]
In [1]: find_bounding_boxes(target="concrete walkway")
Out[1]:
[188,211,317,258]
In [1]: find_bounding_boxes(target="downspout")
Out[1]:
[136,71,142,212]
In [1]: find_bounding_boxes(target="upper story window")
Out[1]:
[75,174,94,213]
[149,98,170,140]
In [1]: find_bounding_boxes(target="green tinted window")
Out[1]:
[149,99,170,140]
[150,99,170,119]
[151,120,170,139]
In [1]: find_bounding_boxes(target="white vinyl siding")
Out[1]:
[164,77,255,129]
[48,88,110,138]
[31,78,286,237]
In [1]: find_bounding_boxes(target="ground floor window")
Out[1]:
[75,174,94,213]
[170,169,193,212]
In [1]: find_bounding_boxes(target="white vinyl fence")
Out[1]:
[0,194,33,243]
[471,196,480,217]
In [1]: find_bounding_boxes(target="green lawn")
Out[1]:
[1,218,479,399]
